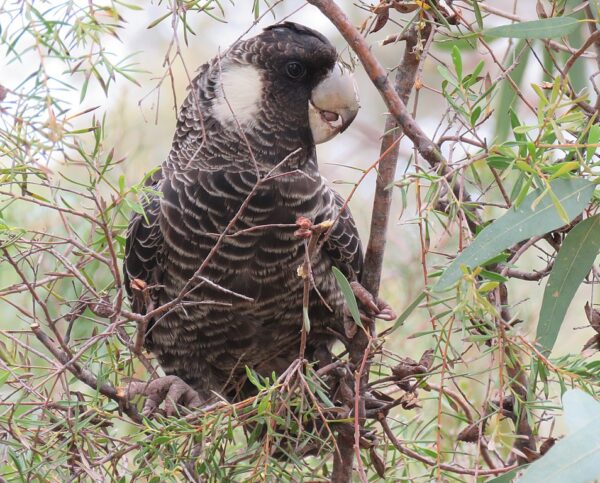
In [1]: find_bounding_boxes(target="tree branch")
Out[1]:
[379,417,518,476]
[306,0,445,170]
[362,24,431,296]
[326,17,433,482]
[30,323,142,423]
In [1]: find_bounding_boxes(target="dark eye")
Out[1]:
[285,61,306,79]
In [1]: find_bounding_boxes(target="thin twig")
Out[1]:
[30,323,142,423]
[307,0,445,169]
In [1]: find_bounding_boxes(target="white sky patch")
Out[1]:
[212,64,263,129]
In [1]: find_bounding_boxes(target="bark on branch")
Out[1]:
[362,24,431,296]
[322,15,432,481]
[31,323,142,423]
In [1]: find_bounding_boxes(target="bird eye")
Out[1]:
[285,61,306,79]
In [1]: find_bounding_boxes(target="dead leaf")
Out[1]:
[540,437,556,455]
[390,1,420,13]
[371,9,389,33]
[521,447,541,463]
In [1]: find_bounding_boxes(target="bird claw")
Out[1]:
[350,281,396,321]
[125,375,203,417]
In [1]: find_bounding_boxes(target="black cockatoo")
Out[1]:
[124,22,393,410]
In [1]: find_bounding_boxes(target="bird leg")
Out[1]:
[349,280,396,321]
[125,375,203,417]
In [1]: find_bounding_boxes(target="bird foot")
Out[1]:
[350,281,396,321]
[125,375,203,417]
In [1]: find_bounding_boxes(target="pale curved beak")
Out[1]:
[309,64,359,144]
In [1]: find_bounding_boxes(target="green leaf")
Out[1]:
[257,395,270,415]
[245,366,264,391]
[564,8,587,92]
[488,466,526,483]
[451,45,462,80]
[547,186,570,223]
[495,40,530,141]
[437,65,458,86]
[391,291,426,332]
[434,178,595,291]
[332,267,363,329]
[0,370,9,386]
[518,390,600,483]
[146,12,170,29]
[473,1,483,30]
[563,389,600,434]
[485,17,580,39]
[548,161,581,180]
[536,215,600,353]
[479,269,509,283]
[586,124,600,162]
[470,105,481,126]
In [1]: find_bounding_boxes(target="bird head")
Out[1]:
[210,22,360,147]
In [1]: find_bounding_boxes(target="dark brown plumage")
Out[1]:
[124,23,368,403]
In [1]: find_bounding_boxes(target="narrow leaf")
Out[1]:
[435,178,595,291]
[0,370,9,386]
[586,124,600,162]
[392,291,426,332]
[495,40,530,141]
[537,215,600,353]
[485,17,579,39]
[473,1,483,30]
[451,45,462,80]
[332,267,363,329]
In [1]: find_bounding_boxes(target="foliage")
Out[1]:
[0,0,599,481]
[519,389,600,482]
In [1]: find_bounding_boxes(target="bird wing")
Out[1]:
[123,168,164,319]
[322,188,364,281]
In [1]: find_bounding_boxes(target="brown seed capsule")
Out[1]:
[370,447,386,477]
[540,437,556,455]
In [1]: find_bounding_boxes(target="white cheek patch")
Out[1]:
[212,64,263,129]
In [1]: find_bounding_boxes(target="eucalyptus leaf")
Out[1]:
[485,17,580,39]
[435,178,595,291]
[537,215,600,353]
[563,389,600,434]
[586,124,600,162]
[391,291,426,332]
[332,267,363,329]
[495,40,530,141]
[487,466,526,483]
[451,45,462,80]
[518,390,600,483]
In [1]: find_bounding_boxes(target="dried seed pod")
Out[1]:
[457,421,487,443]
[370,447,386,477]
[540,437,556,455]
[392,349,433,389]
[585,302,600,333]
[371,9,389,33]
